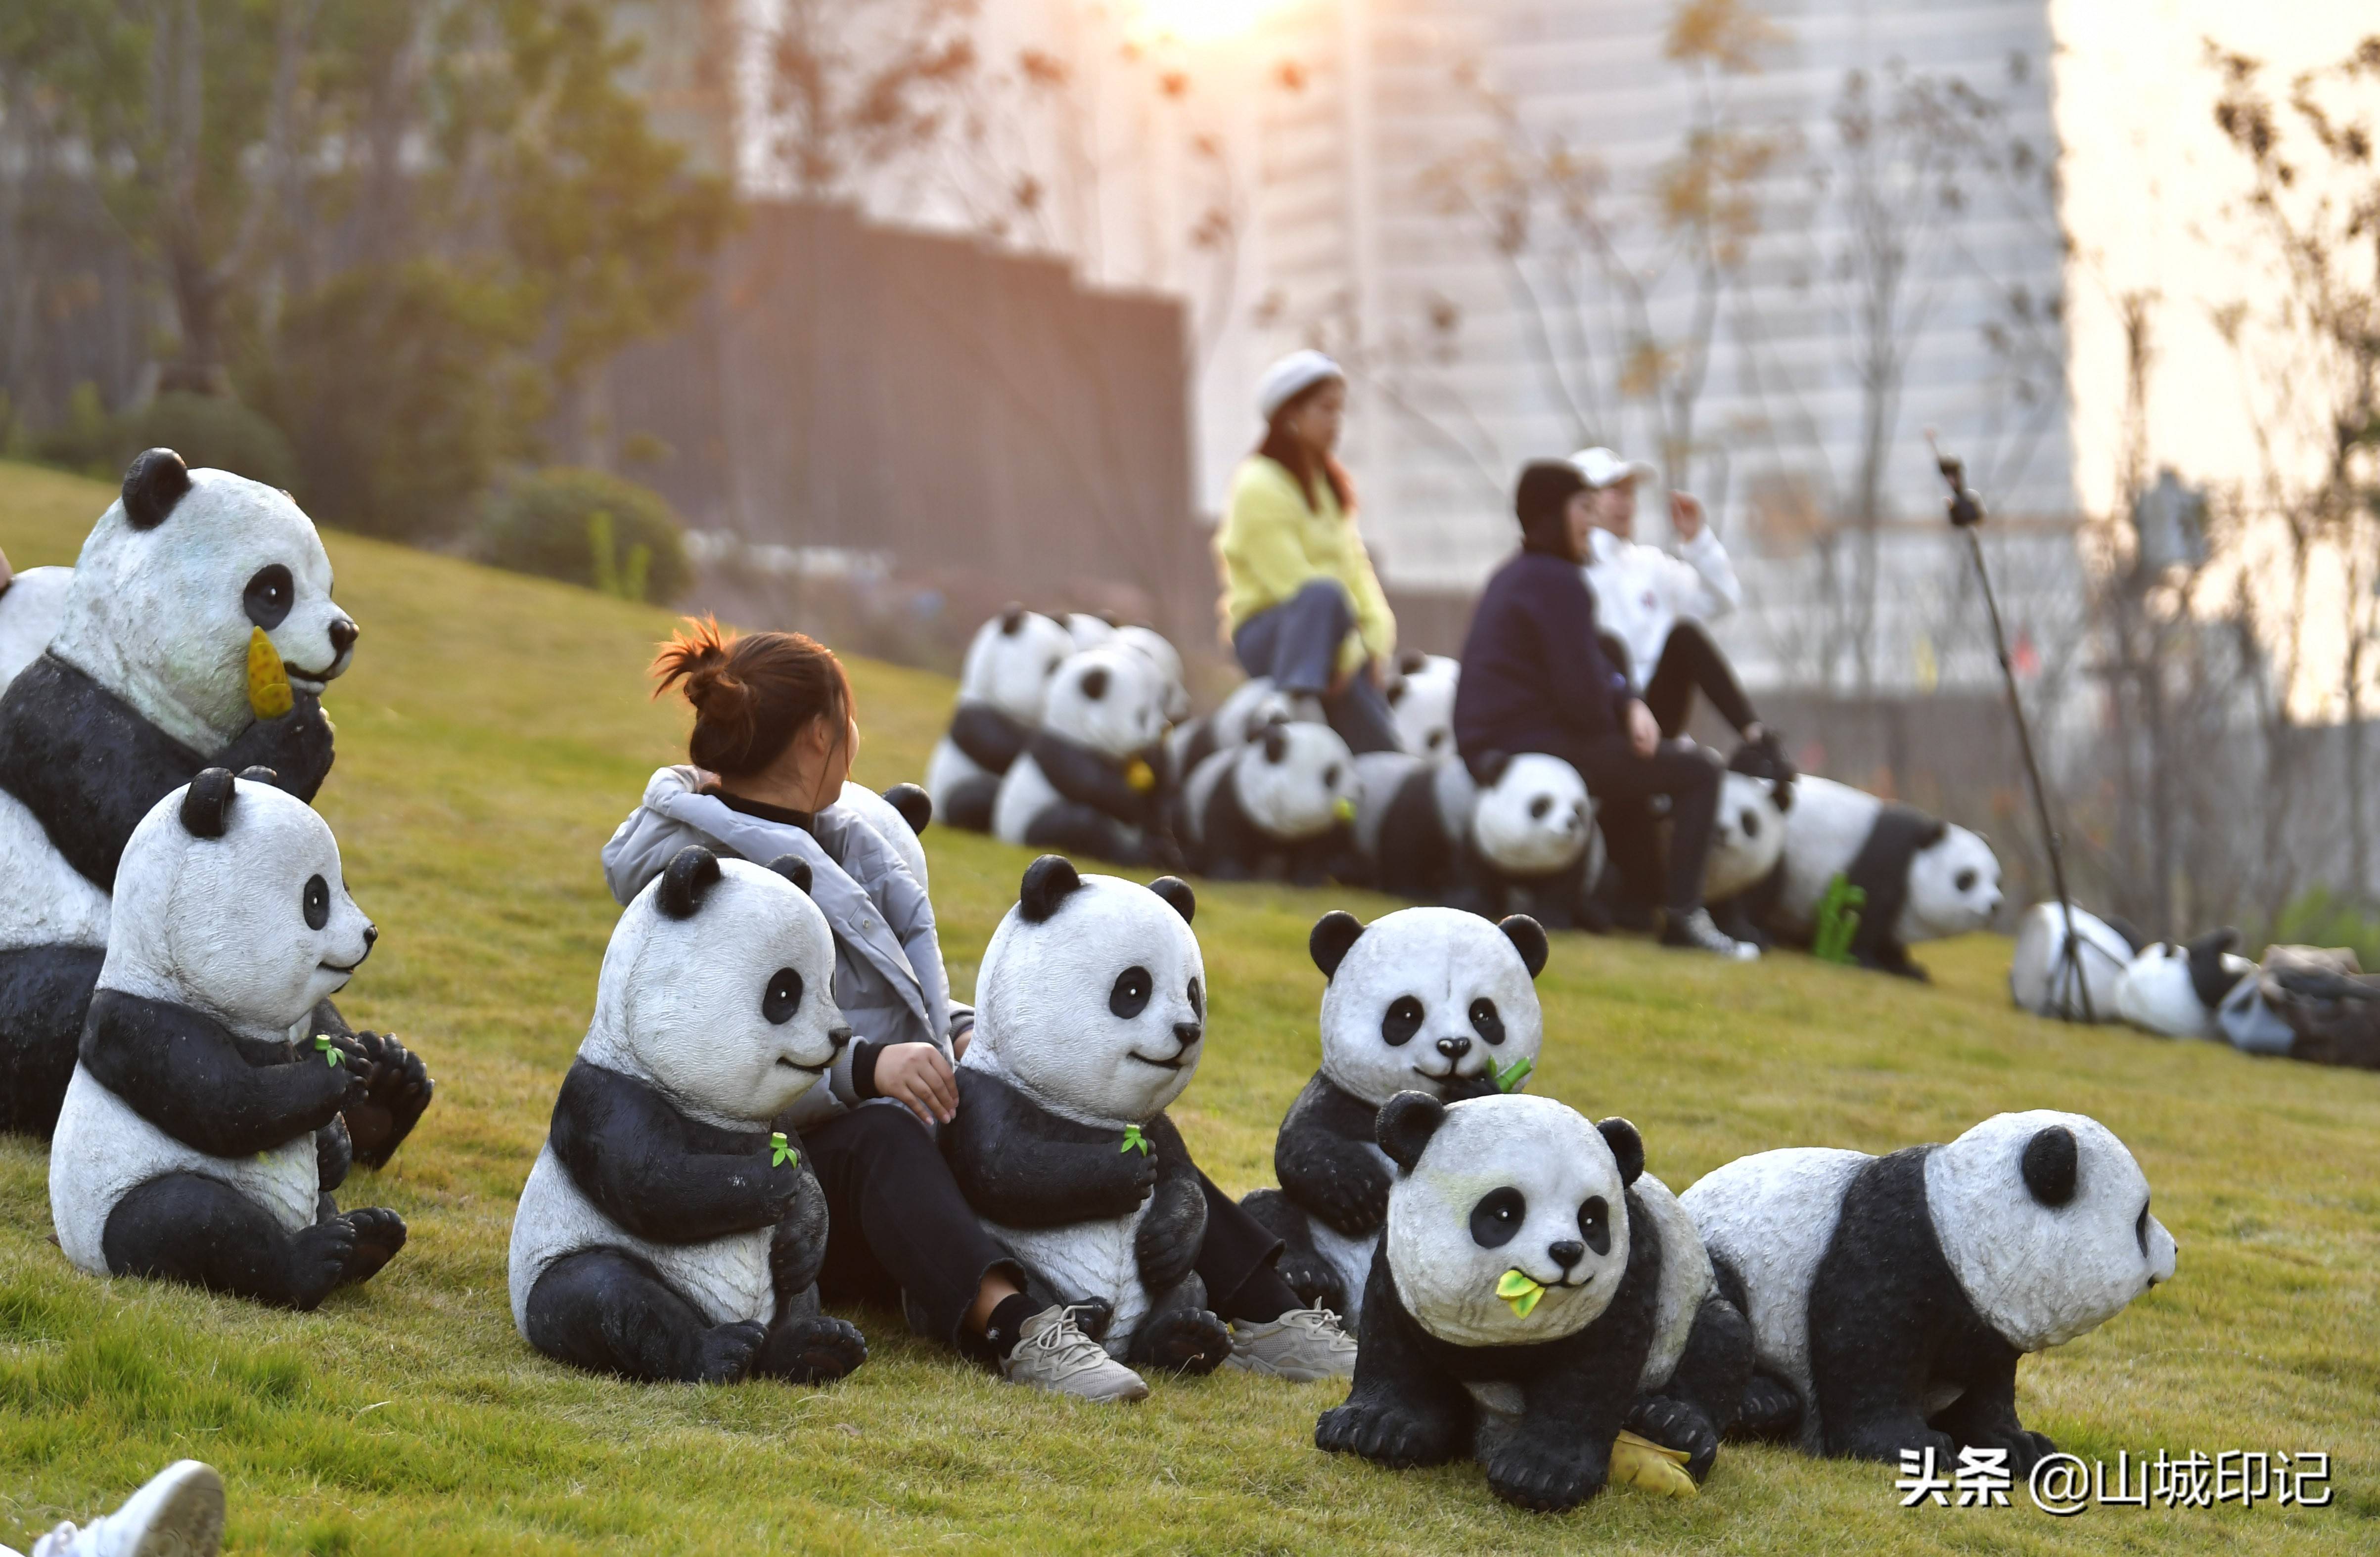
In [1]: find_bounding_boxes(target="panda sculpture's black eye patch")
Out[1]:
[1528,795,1552,820]
[1187,977,1204,1020]
[1469,1187,1526,1249]
[244,564,295,630]
[1110,966,1152,1019]
[2135,1202,2151,1257]
[302,874,329,931]
[1382,995,1423,1046]
[1955,868,1977,893]
[764,967,805,1024]
[1578,1196,1610,1256]
[1468,998,1505,1045]
[1741,810,1761,839]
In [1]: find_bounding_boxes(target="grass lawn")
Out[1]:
[0,457,2373,1555]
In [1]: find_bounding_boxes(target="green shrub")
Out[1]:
[124,392,299,490]
[472,466,690,605]
[2269,886,2380,967]
[31,382,121,479]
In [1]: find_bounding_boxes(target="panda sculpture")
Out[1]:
[1702,769,1792,947]
[2009,903,2138,1022]
[508,846,869,1386]
[941,856,1235,1374]
[924,607,1075,833]
[2115,929,2255,1040]
[1166,674,1296,777]
[1761,775,2003,977]
[1172,719,1358,884]
[48,769,408,1309]
[1682,1109,2177,1468]
[1240,906,1549,1328]
[1345,752,1599,927]
[992,645,1179,869]
[0,450,430,1151]
[1316,1094,1753,1509]
[834,781,934,894]
[1384,650,1460,758]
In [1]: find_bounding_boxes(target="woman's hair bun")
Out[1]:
[649,616,851,782]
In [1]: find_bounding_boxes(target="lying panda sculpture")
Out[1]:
[2114,929,2255,1040]
[942,857,1235,1374]
[1242,906,1547,1328]
[1761,775,2003,976]
[508,846,869,1386]
[0,450,430,1155]
[2008,902,2138,1021]
[48,769,408,1308]
[1683,1109,2177,1468]
[1316,1094,1752,1509]
[1172,719,1358,884]
[925,607,1075,833]
[993,646,1179,869]
[1701,769,1792,947]
[1345,752,1598,928]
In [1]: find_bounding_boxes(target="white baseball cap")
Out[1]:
[1257,350,1345,421]
[1568,447,1657,489]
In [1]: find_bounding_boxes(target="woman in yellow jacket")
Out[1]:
[1217,351,1400,754]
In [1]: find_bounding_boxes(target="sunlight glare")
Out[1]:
[1129,0,1274,45]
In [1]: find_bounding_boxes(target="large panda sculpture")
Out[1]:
[1761,775,2003,976]
[508,846,869,1386]
[941,857,1235,1374]
[0,450,430,1152]
[1172,719,1358,884]
[1683,1109,2177,1468]
[1316,1094,1753,1509]
[924,607,1075,833]
[1383,650,1460,758]
[1345,752,1598,927]
[48,769,408,1309]
[992,645,1179,869]
[2114,929,2255,1040]
[1240,906,1549,1328]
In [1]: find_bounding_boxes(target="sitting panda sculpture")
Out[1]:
[1760,775,2003,977]
[1683,1110,2177,1469]
[1240,906,1549,1328]
[508,846,869,1386]
[2114,929,2255,1040]
[1345,752,1599,927]
[0,449,431,1154]
[48,769,408,1308]
[941,856,1235,1374]
[1383,651,1460,758]
[925,607,1075,833]
[1316,1094,1753,1509]
[1172,719,1359,884]
[834,781,934,894]
[993,645,1179,869]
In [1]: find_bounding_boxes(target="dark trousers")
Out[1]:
[806,1104,1292,1354]
[1542,733,1723,915]
[1601,622,1759,738]
[1233,579,1401,754]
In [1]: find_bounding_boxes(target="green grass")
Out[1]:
[0,458,2374,1554]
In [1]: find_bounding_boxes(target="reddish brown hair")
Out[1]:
[651,617,853,780]
[1257,379,1355,516]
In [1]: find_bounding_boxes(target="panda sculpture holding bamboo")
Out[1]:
[942,856,1236,1375]
[508,846,869,1386]
[47,769,408,1308]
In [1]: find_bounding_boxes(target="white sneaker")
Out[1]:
[1222,1307,1359,1381]
[30,1461,224,1557]
[1661,908,1760,961]
[1001,1305,1150,1403]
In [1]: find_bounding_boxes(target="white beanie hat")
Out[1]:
[1568,446,1658,489]
[1257,350,1345,422]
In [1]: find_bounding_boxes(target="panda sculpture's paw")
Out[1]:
[1315,1400,1462,1469]
[341,1031,434,1169]
[336,1207,409,1289]
[1732,1371,1803,1441]
[1626,1395,1720,1482]
[695,1321,770,1384]
[281,1208,404,1310]
[1951,1424,2056,1477]
[1134,1308,1234,1376]
[756,1315,869,1385]
[1484,1437,1605,1513]
[1272,1251,1345,1318]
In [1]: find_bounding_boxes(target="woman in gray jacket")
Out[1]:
[603,622,1351,1399]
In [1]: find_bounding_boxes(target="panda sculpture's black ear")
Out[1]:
[237,765,280,787]
[1079,666,1109,701]
[2186,927,2247,1010]
[1017,854,1082,922]
[179,766,238,839]
[1399,647,1428,675]
[2020,1124,2079,1207]
[1310,910,1365,979]
[1146,875,1195,925]
[882,783,932,835]
[764,854,814,895]
[1917,817,1949,849]
[1474,750,1512,787]
[1596,1118,1645,1186]
[122,448,192,531]
[1774,776,1796,813]
[1261,724,1288,764]
[1498,915,1550,979]
[1376,1090,1446,1173]
[656,846,723,920]
[999,603,1026,634]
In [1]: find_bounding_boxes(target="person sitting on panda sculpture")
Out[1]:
[1453,461,1758,959]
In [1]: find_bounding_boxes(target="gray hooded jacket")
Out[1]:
[602,765,960,1129]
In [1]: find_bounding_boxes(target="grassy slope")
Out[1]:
[0,458,2372,1555]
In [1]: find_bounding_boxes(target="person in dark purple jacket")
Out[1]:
[1453,461,1758,958]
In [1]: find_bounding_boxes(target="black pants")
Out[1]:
[806,1105,1291,1354]
[1601,622,1758,738]
[1543,733,1723,915]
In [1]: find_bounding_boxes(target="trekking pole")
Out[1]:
[1927,433,2095,1022]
